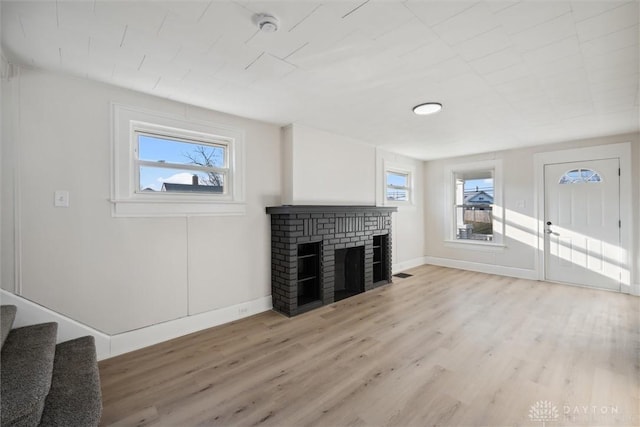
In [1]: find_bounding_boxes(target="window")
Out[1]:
[444,160,503,247]
[382,160,414,206]
[136,131,227,194]
[112,104,245,217]
[558,168,602,184]
[386,171,410,202]
[454,170,494,241]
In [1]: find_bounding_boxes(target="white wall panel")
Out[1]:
[289,124,376,205]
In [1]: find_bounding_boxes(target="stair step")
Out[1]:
[1,305,17,349]
[39,336,102,427]
[1,322,58,426]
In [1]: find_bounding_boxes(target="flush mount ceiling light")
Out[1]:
[413,102,443,115]
[255,13,280,33]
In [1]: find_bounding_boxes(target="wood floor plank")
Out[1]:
[99,265,640,426]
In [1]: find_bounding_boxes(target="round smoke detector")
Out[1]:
[255,13,279,33]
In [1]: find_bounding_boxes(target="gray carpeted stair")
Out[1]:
[1,305,17,348]
[1,322,58,426]
[0,305,102,426]
[39,336,102,426]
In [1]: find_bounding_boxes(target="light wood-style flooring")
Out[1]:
[99,265,640,426]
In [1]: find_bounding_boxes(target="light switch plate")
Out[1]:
[54,190,69,207]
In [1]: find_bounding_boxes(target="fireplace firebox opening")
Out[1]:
[334,246,364,302]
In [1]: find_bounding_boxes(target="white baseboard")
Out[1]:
[0,290,111,358]
[392,257,428,274]
[108,296,272,358]
[0,290,273,360]
[631,283,640,297]
[392,255,538,281]
[423,256,538,280]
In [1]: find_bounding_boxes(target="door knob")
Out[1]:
[545,221,553,234]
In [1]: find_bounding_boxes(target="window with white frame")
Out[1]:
[135,128,228,194]
[444,160,503,246]
[112,104,245,217]
[386,170,411,202]
[454,170,494,241]
[558,168,602,184]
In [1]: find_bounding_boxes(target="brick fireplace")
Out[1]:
[266,205,397,316]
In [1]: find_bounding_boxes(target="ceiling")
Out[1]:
[1,1,639,160]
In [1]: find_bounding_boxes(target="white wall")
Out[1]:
[284,124,376,205]
[635,137,640,292]
[1,51,17,297]
[281,125,294,205]
[424,133,640,289]
[1,67,281,335]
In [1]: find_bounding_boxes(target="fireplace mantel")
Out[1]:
[266,205,398,215]
[266,205,397,316]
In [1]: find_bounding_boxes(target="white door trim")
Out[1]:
[534,142,633,294]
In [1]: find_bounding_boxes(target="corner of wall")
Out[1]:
[281,124,293,205]
[1,57,20,294]
[0,289,111,359]
[392,257,427,274]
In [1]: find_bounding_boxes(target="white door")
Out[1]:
[544,158,621,291]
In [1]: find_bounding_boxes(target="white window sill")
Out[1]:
[385,201,413,207]
[111,199,246,217]
[444,239,506,252]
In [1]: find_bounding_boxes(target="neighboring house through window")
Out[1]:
[136,131,227,194]
[455,172,494,241]
[444,159,503,247]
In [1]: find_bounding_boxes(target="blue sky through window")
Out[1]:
[387,172,408,187]
[464,178,493,196]
[138,135,225,191]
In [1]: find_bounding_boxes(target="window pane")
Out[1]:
[138,134,225,168]
[559,168,602,184]
[139,166,224,193]
[455,172,494,241]
[387,188,408,201]
[386,172,408,188]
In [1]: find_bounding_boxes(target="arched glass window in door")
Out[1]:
[558,168,602,184]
